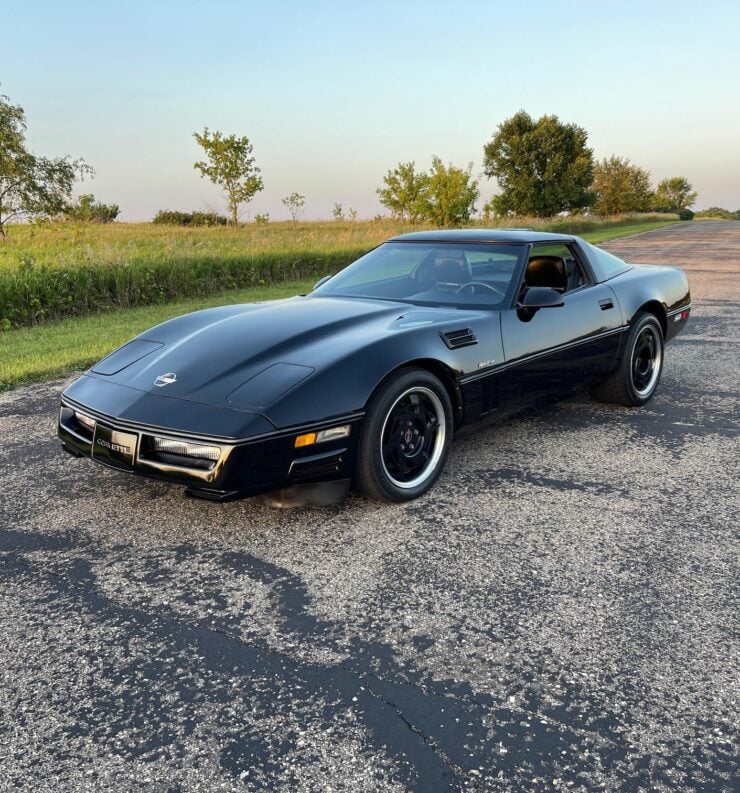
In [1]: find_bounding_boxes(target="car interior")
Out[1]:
[411,251,516,300]
[515,246,588,303]
[321,242,588,308]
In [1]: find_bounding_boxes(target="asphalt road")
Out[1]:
[1,222,738,792]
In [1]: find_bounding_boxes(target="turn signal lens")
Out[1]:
[295,426,351,448]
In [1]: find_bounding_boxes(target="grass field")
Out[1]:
[0,214,678,329]
[0,217,679,391]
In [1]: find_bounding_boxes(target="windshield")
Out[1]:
[313,242,526,308]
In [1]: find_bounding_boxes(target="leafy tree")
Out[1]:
[592,156,653,215]
[424,156,479,227]
[332,202,344,221]
[0,92,91,241]
[282,192,305,223]
[65,193,119,223]
[376,161,429,222]
[652,176,697,212]
[193,128,263,226]
[483,110,594,217]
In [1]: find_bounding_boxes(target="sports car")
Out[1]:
[58,229,691,503]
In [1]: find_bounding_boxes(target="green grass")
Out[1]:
[573,220,677,242]
[0,219,679,391]
[0,214,678,328]
[0,280,314,391]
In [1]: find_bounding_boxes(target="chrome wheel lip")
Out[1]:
[380,386,446,490]
[631,324,663,397]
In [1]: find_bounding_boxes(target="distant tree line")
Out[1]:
[479,110,699,219]
[1,88,730,237]
[376,110,702,226]
[152,209,228,227]
[694,207,740,220]
[184,112,704,227]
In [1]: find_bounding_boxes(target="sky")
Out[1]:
[3,0,739,221]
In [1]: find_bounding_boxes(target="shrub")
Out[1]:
[0,247,368,327]
[152,210,228,226]
[694,207,740,220]
[254,213,270,225]
[678,209,695,221]
[65,194,120,223]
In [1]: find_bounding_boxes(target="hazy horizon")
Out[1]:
[5,0,739,221]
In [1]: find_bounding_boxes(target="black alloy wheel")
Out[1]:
[592,312,665,406]
[356,368,453,502]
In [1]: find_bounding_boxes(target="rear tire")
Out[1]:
[356,368,453,502]
[592,312,664,406]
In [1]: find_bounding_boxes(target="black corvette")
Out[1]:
[58,229,690,502]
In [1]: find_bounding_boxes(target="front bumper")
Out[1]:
[58,398,362,501]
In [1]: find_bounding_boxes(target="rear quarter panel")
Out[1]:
[609,264,691,341]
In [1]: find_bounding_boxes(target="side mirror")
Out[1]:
[519,286,565,309]
[516,287,564,321]
[313,275,331,291]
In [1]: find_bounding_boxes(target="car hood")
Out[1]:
[88,295,461,410]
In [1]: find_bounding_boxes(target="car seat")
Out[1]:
[525,256,567,293]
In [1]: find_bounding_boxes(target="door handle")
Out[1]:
[599,299,614,310]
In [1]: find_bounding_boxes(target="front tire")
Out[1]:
[592,312,664,406]
[356,368,453,502]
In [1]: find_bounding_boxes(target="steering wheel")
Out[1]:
[456,281,505,298]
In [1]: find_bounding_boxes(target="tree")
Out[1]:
[592,156,653,215]
[65,193,120,223]
[282,192,305,223]
[483,110,595,217]
[193,128,263,226]
[652,177,697,212]
[0,92,90,241]
[376,161,429,222]
[425,156,479,227]
[332,202,344,221]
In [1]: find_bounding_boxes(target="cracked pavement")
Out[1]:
[0,222,738,791]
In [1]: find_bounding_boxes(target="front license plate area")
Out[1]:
[92,423,137,470]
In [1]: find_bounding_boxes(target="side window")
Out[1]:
[526,243,589,294]
[584,243,631,280]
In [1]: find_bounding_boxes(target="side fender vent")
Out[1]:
[440,328,478,349]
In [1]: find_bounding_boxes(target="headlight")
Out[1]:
[316,425,351,443]
[74,411,96,431]
[152,437,221,461]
